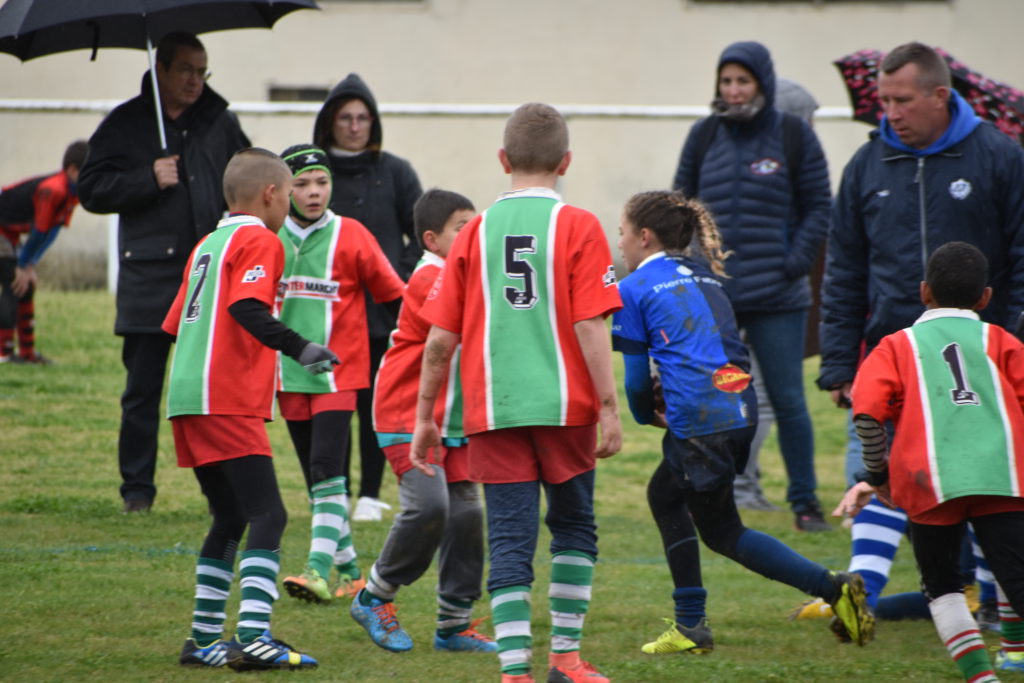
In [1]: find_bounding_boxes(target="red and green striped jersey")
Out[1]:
[277,211,405,394]
[421,188,621,435]
[373,252,464,438]
[163,215,284,419]
[852,308,1024,519]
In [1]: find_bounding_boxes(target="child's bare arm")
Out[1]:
[410,325,460,475]
[574,315,622,458]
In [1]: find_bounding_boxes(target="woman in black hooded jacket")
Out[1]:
[313,73,423,520]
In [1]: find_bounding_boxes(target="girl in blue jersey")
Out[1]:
[612,190,874,654]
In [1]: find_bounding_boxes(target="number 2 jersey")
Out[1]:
[421,188,622,435]
[373,251,463,440]
[163,214,285,419]
[277,210,405,394]
[852,308,1024,519]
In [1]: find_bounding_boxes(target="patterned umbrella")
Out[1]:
[833,47,1024,145]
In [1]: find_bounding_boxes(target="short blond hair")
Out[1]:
[222,148,290,206]
[503,103,568,174]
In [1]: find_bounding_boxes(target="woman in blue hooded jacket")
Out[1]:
[672,41,832,531]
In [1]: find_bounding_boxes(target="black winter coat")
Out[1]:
[314,73,423,340]
[78,75,249,334]
[818,123,1024,390]
[672,41,831,314]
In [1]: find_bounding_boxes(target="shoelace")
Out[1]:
[456,617,493,642]
[371,601,401,633]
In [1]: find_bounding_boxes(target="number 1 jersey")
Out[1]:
[852,308,1024,518]
[421,188,622,435]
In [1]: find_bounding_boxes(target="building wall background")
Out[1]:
[1,0,1021,274]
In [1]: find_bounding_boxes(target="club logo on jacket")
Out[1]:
[242,265,266,283]
[949,179,972,200]
[749,158,781,175]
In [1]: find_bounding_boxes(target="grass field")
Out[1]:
[0,290,991,682]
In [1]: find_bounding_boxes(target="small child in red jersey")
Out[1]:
[348,188,496,654]
[849,242,1024,680]
[411,103,623,683]
[163,148,337,672]
[273,144,405,607]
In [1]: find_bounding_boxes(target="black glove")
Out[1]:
[297,342,339,375]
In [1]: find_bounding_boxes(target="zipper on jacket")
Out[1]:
[916,157,928,274]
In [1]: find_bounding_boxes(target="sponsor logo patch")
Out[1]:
[241,265,266,283]
[712,364,751,393]
[603,265,617,287]
[281,275,341,300]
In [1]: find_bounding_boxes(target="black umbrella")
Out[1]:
[833,47,1024,145]
[0,0,319,149]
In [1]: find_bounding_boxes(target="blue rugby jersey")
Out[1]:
[612,251,756,438]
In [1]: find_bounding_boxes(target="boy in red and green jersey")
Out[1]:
[411,104,622,683]
[274,145,405,607]
[350,189,496,654]
[163,148,335,671]
[851,242,1024,681]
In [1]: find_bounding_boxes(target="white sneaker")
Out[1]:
[352,497,391,522]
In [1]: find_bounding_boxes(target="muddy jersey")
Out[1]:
[613,251,755,439]
[421,188,621,435]
[163,214,284,419]
[853,308,1024,517]
[277,210,404,393]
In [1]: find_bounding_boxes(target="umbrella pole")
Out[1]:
[146,36,169,154]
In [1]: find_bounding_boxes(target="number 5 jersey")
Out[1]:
[852,308,1024,518]
[420,188,622,435]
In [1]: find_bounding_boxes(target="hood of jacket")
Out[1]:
[313,73,382,155]
[715,41,776,112]
[879,89,981,157]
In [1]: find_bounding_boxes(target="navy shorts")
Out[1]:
[661,425,756,492]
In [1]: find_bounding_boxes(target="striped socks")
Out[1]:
[928,592,997,682]
[549,551,595,655]
[491,585,532,675]
[190,557,233,646]
[848,498,907,610]
[306,477,348,579]
[332,486,361,580]
[998,583,1024,656]
[437,594,473,637]
[237,549,280,643]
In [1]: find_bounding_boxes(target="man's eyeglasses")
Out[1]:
[172,63,211,81]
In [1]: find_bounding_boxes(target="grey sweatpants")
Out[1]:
[372,464,485,601]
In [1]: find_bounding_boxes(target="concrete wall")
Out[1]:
[1,0,1021,276]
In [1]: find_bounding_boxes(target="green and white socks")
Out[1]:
[491,585,533,675]
[437,594,474,637]
[490,552,596,676]
[549,551,595,655]
[190,557,233,646]
[237,549,281,643]
[306,476,358,580]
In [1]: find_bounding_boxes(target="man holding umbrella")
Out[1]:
[818,41,1024,674]
[78,31,250,514]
